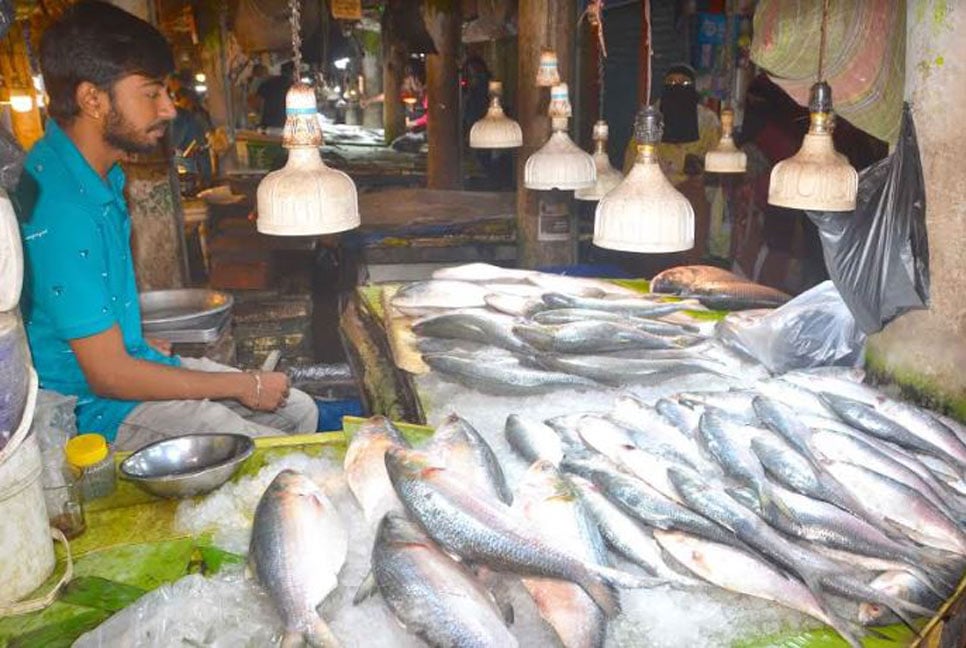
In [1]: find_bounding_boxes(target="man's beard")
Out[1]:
[104,107,167,154]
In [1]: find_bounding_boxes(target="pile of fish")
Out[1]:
[329,367,966,648]
[391,263,784,394]
[503,368,966,646]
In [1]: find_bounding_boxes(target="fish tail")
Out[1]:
[305,618,342,648]
[576,570,622,619]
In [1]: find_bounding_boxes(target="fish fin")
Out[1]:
[760,485,800,528]
[305,617,342,648]
[473,566,515,625]
[576,570,623,618]
[351,570,378,605]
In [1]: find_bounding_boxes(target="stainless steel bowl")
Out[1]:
[119,434,255,498]
[140,289,233,332]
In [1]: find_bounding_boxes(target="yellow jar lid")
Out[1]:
[66,434,109,468]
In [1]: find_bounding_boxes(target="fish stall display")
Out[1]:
[70,264,961,647]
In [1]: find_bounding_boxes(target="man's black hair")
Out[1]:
[40,0,174,125]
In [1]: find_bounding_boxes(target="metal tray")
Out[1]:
[148,313,231,344]
[140,289,233,332]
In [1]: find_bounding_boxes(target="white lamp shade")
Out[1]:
[575,149,623,201]
[524,130,596,191]
[256,149,360,235]
[256,83,360,236]
[768,130,858,211]
[705,135,747,173]
[469,98,522,149]
[705,108,746,174]
[593,158,694,253]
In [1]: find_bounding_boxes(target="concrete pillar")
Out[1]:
[866,0,966,420]
[361,49,383,129]
[423,0,463,190]
[516,0,579,269]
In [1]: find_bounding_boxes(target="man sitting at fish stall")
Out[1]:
[16,2,318,451]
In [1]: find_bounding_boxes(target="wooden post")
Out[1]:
[516,0,578,268]
[382,1,407,144]
[423,0,462,190]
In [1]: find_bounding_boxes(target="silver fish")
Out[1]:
[544,413,589,449]
[344,416,410,529]
[385,447,652,618]
[483,293,545,318]
[527,273,642,298]
[514,461,608,648]
[858,572,945,626]
[578,415,697,504]
[532,308,701,336]
[819,460,966,555]
[807,428,966,522]
[432,262,535,284]
[391,280,492,316]
[505,414,564,466]
[668,469,933,638]
[823,393,966,468]
[531,353,726,385]
[654,531,847,638]
[568,475,700,587]
[513,321,686,354]
[655,398,701,438]
[249,470,347,648]
[750,435,867,515]
[422,352,599,395]
[370,513,518,648]
[413,310,534,355]
[425,414,512,504]
[560,451,739,548]
[541,292,698,317]
[610,394,707,464]
[697,412,785,517]
[760,484,955,595]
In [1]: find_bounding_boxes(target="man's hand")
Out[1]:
[238,371,291,412]
[145,336,172,356]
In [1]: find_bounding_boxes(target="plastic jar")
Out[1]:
[43,477,86,539]
[66,434,116,501]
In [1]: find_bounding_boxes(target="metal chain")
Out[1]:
[289,0,302,82]
[597,36,605,118]
[817,0,830,82]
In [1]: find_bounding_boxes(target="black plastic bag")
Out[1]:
[807,103,929,334]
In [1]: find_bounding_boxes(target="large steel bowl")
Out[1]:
[140,289,233,332]
[119,434,254,499]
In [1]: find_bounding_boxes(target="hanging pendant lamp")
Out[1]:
[256,0,360,236]
[524,84,596,191]
[469,81,522,149]
[767,0,857,212]
[705,108,747,173]
[767,82,857,211]
[535,49,561,87]
[575,121,623,201]
[593,105,694,253]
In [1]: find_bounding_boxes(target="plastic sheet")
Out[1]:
[716,281,866,374]
[806,104,929,334]
[31,390,78,489]
[0,312,30,449]
[0,127,24,192]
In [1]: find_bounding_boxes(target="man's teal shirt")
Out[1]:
[18,120,180,441]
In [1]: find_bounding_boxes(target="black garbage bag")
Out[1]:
[0,126,25,192]
[806,103,929,334]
